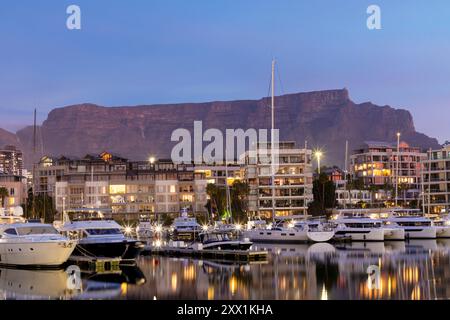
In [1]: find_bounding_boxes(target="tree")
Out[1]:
[308,173,336,217]
[25,188,57,223]
[0,187,9,208]
[205,181,249,223]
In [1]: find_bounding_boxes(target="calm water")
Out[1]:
[2,240,450,300]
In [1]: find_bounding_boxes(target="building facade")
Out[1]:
[242,141,313,219]
[0,145,23,176]
[422,144,450,214]
[0,174,27,210]
[36,152,208,218]
[350,141,426,202]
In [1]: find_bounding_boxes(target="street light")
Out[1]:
[314,150,323,174]
[149,156,156,165]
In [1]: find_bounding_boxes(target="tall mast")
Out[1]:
[271,59,276,224]
[32,109,37,219]
[344,140,348,209]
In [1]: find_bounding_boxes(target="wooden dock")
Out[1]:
[144,246,268,262]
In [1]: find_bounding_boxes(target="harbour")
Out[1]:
[1,240,450,300]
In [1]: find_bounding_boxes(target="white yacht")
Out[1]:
[171,208,202,240]
[332,213,385,241]
[244,219,334,243]
[430,215,450,238]
[0,223,76,267]
[135,215,153,238]
[385,211,437,239]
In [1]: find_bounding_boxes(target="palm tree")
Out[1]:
[0,187,9,209]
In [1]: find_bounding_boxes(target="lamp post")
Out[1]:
[315,151,323,174]
[395,132,401,207]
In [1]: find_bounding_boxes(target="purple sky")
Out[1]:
[0,0,449,142]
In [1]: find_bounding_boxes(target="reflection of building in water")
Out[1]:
[125,241,450,300]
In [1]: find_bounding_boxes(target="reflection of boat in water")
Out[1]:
[83,266,146,286]
[406,239,438,251]
[0,267,80,299]
[334,241,386,255]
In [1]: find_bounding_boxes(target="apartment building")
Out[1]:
[0,174,27,210]
[0,145,23,176]
[422,144,450,214]
[350,141,426,201]
[241,141,313,219]
[36,152,208,218]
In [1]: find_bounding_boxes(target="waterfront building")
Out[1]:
[0,174,27,209]
[422,144,450,214]
[193,164,242,187]
[241,141,313,219]
[350,141,426,202]
[0,145,23,176]
[36,152,208,218]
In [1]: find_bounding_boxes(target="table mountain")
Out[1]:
[0,88,440,169]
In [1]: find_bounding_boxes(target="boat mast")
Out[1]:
[271,59,276,224]
[225,151,232,224]
[32,108,37,219]
[344,140,348,209]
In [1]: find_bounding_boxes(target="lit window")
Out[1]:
[109,185,126,194]
[169,185,176,193]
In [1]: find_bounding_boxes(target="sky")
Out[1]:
[0,0,449,142]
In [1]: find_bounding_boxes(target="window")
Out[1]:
[86,228,122,235]
[109,185,126,194]
[169,185,176,193]
[17,227,59,235]
[4,229,17,236]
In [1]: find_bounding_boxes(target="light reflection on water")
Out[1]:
[2,240,450,300]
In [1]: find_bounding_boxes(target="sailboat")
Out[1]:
[243,60,335,243]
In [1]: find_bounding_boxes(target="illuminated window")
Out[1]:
[109,185,126,194]
[169,185,176,193]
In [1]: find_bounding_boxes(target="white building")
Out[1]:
[242,141,313,219]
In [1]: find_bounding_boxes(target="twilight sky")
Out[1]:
[0,0,449,142]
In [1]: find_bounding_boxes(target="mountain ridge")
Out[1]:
[0,88,440,169]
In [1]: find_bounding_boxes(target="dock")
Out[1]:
[144,246,269,262]
[68,256,122,272]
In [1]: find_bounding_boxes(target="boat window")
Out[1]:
[16,226,59,236]
[86,228,122,235]
[4,228,17,236]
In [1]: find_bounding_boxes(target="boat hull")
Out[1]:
[0,240,76,267]
[383,227,405,241]
[334,228,385,241]
[403,227,436,239]
[202,241,253,251]
[307,231,335,243]
[243,229,309,243]
[72,240,144,261]
[435,226,450,238]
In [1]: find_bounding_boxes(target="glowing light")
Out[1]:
[123,225,133,235]
[287,221,295,229]
[154,224,163,233]
[202,225,209,232]
[154,239,162,248]
[149,156,156,164]
[234,224,242,231]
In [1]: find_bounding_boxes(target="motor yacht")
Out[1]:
[171,208,202,241]
[196,230,253,250]
[59,219,144,263]
[332,212,385,241]
[0,223,76,267]
[243,219,334,243]
[385,212,437,239]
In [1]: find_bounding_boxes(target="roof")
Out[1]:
[60,220,122,231]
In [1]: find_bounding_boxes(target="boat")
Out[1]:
[386,213,438,239]
[197,230,253,250]
[430,215,450,238]
[171,208,202,241]
[135,215,153,238]
[0,223,76,267]
[332,212,385,241]
[57,209,144,264]
[294,219,336,242]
